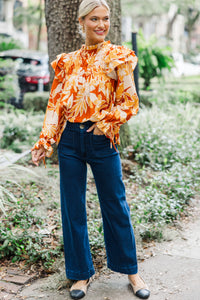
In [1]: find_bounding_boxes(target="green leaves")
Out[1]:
[1,125,28,150]
[0,194,61,266]
[138,30,174,90]
[0,37,21,52]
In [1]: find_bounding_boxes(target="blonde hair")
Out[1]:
[78,0,110,20]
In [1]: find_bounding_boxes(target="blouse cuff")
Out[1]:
[96,121,120,145]
[96,120,110,135]
[31,139,53,157]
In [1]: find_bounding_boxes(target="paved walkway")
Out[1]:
[0,150,30,168]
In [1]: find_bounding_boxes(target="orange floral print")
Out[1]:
[32,41,139,156]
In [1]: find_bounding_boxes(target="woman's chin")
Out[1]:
[93,36,106,44]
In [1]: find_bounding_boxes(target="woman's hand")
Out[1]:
[87,124,104,135]
[31,147,46,166]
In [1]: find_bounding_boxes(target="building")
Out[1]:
[0,0,47,50]
[0,0,29,48]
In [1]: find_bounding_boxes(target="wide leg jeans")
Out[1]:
[58,121,138,280]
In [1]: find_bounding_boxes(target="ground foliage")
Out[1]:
[0,77,200,272]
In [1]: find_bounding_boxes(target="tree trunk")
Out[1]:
[45,0,83,82]
[166,4,178,40]
[107,0,122,45]
[45,0,131,159]
[185,10,200,53]
[36,0,43,50]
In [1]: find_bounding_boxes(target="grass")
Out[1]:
[149,74,200,93]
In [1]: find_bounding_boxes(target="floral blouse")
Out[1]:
[33,40,139,156]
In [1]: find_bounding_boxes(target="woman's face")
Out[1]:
[79,6,110,46]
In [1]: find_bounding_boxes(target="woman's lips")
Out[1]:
[95,30,105,35]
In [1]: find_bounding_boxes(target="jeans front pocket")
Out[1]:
[91,133,116,158]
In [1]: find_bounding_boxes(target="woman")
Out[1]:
[31,0,150,299]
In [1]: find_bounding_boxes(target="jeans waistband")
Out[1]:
[66,120,94,132]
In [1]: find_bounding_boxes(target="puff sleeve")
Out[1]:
[96,46,139,144]
[32,54,66,157]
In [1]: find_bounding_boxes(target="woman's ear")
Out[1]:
[79,17,85,33]
[79,17,84,27]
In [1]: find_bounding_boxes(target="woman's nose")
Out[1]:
[98,20,105,28]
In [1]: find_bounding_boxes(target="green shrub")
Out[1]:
[0,110,44,152]
[0,181,62,267]
[128,103,199,170]
[0,59,20,103]
[0,226,61,266]
[138,30,174,90]
[129,160,199,240]
[0,37,22,51]
[1,124,28,150]
[0,74,19,103]
[23,92,49,112]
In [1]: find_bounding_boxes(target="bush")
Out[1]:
[0,110,44,152]
[127,102,199,170]
[23,92,49,112]
[0,203,61,266]
[138,30,174,90]
[129,160,198,240]
[0,74,19,103]
[0,59,20,104]
[0,36,22,51]
[1,124,28,149]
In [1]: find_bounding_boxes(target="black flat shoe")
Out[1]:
[70,279,90,299]
[129,276,150,299]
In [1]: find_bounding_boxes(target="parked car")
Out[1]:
[0,49,50,107]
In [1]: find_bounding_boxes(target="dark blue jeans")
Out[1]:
[58,121,138,280]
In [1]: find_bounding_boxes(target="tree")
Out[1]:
[122,0,169,18]
[185,7,200,52]
[45,0,131,152]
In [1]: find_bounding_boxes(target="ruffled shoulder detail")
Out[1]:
[51,52,77,81]
[51,53,66,81]
[103,45,138,79]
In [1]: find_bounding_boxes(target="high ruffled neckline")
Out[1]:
[81,40,110,51]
